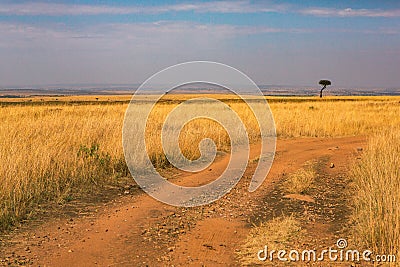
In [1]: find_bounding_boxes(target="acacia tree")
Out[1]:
[319,80,331,98]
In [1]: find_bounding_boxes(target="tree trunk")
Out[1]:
[319,85,327,98]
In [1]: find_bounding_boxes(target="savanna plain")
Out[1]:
[0,95,399,266]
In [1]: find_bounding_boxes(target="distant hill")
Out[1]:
[1,83,399,97]
[258,85,400,96]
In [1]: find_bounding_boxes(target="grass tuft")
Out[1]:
[281,165,316,195]
[237,216,303,266]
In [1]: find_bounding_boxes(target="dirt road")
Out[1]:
[0,136,366,266]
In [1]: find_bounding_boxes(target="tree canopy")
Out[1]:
[319,80,331,87]
[319,79,331,98]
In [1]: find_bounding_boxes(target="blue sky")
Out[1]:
[0,0,399,88]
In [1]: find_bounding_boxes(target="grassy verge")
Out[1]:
[351,129,400,261]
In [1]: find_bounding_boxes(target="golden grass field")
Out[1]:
[1,95,399,260]
[352,130,400,259]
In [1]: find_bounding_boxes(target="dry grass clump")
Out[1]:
[237,216,303,266]
[351,129,400,260]
[281,166,316,195]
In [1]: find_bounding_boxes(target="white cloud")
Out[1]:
[0,2,134,15]
[0,20,397,50]
[0,20,398,87]
[0,1,285,16]
[1,2,399,19]
[301,7,400,18]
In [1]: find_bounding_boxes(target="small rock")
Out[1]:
[203,244,214,250]
[330,163,335,168]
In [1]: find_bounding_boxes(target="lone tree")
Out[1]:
[319,79,331,98]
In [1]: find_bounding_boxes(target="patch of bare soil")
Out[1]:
[0,137,365,266]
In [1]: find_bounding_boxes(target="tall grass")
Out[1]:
[351,130,400,259]
[0,96,399,231]
[142,101,263,168]
[270,99,400,137]
[0,104,127,230]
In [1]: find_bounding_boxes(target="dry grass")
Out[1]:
[281,165,316,195]
[0,95,399,232]
[237,216,303,266]
[142,100,263,168]
[351,129,400,260]
[269,98,400,137]
[0,104,128,230]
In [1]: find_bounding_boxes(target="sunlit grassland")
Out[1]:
[0,104,127,229]
[351,130,400,261]
[0,94,399,250]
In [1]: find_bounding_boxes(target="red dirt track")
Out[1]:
[1,136,366,266]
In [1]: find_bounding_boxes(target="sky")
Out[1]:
[0,0,400,88]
